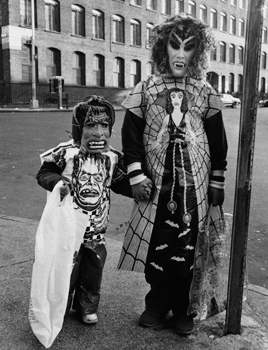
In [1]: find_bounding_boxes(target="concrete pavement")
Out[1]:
[0,214,268,350]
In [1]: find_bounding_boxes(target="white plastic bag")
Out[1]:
[29,181,88,348]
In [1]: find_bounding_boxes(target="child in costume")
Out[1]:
[37,95,132,325]
[117,14,228,335]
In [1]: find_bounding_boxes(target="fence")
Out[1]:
[0,82,131,108]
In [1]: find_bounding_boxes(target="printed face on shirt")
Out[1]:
[75,157,107,211]
[81,112,111,154]
[170,90,184,109]
[167,26,197,78]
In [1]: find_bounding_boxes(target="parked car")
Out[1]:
[219,94,241,108]
[258,99,268,107]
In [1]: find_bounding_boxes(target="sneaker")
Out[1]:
[139,310,161,327]
[82,313,98,325]
[174,315,194,335]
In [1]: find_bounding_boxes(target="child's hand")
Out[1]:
[60,178,72,201]
[132,177,153,201]
[208,187,225,206]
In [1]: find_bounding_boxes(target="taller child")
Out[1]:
[118,14,228,335]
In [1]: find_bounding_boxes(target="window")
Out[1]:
[238,46,244,64]
[229,44,235,63]
[239,0,246,9]
[200,5,207,23]
[113,57,124,87]
[92,10,104,39]
[147,61,154,77]
[73,52,85,85]
[263,27,268,44]
[261,77,266,93]
[22,44,32,82]
[220,12,227,32]
[130,60,141,86]
[230,15,236,35]
[238,74,243,93]
[93,54,105,86]
[262,52,267,69]
[147,0,157,11]
[188,1,196,17]
[146,23,154,48]
[210,47,217,61]
[20,0,36,27]
[264,5,268,19]
[229,73,234,93]
[131,0,142,6]
[46,48,61,78]
[162,0,171,15]
[220,42,226,62]
[72,5,85,36]
[221,75,226,93]
[210,8,217,29]
[130,19,141,46]
[45,0,60,32]
[238,19,245,37]
[175,0,184,14]
[113,15,124,43]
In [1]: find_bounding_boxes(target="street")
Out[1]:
[0,107,267,288]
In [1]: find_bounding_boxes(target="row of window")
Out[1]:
[212,42,267,69]
[22,42,268,87]
[21,46,155,87]
[20,0,268,46]
[21,1,248,38]
[214,73,267,94]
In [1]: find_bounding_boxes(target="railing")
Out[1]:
[0,82,131,108]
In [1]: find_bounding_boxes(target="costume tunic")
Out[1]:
[37,140,131,246]
[118,75,227,277]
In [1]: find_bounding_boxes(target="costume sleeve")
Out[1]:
[110,149,133,198]
[204,110,228,189]
[36,145,69,191]
[121,109,147,185]
[36,161,63,192]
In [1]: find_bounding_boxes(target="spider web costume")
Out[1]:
[118,75,227,315]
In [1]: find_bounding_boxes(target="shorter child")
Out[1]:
[36,95,132,324]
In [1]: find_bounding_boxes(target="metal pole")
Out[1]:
[225,0,264,334]
[30,0,39,109]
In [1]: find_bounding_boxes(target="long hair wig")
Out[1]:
[150,14,215,79]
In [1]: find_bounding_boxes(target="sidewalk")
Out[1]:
[0,106,123,113]
[0,214,268,350]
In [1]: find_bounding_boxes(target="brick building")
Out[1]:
[0,0,268,105]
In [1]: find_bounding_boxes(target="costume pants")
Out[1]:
[67,242,107,315]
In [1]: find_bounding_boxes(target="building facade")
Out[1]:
[0,0,268,105]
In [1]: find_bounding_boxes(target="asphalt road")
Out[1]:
[0,107,267,288]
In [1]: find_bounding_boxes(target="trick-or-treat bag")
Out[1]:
[189,205,248,321]
[29,181,88,348]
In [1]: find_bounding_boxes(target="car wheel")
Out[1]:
[232,102,238,108]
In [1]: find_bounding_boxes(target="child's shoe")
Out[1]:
[139,310,160,327]
[82,313,98,324]
[174,314,194,335]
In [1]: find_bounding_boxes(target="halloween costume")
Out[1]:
[118,75,227,328]
[37,96,131,323]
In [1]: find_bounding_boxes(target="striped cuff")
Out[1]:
[210,180,225,189]
[127,162,142,175]
[212,170,225,177]
[129,174,147,186]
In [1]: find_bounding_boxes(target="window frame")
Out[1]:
[112,15,125,44]
[92,9,105,40]
[72,5,85,37]
[130,19,141,47]
[45,0,60,32]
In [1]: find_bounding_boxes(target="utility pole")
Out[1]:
[225,0,264,334]
[30,0,39,109]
